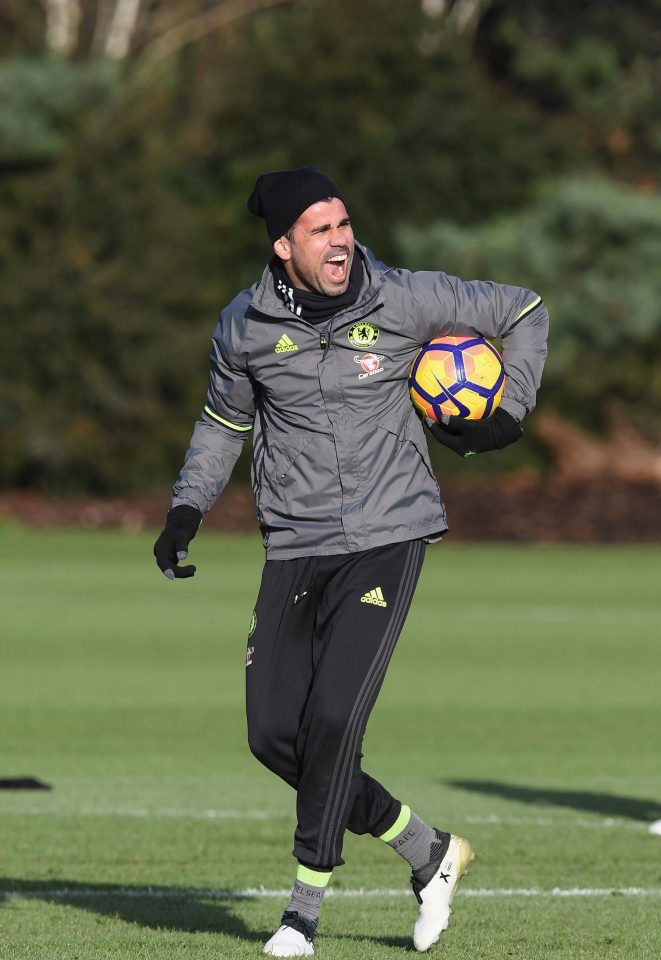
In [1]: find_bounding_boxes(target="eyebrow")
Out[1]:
[309,217,351,235]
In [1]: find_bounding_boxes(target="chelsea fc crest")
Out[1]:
[348,321,379,348]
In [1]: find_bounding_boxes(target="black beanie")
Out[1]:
[247,165,344,242]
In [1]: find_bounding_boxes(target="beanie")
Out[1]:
[247,165,344,242]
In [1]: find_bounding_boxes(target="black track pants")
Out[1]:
[245,538,426,869]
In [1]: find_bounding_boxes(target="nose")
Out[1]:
[329,224,351,247]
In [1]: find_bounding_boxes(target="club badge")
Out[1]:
[348,321,379,348]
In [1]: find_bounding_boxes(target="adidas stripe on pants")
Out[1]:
[245,539,426,869]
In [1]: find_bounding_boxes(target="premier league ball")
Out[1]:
[409,336,505,421]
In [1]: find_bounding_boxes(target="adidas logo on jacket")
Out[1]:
[275,334,299,353]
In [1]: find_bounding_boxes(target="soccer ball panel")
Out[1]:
[462,343,502,391]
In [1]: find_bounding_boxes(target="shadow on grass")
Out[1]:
[450,780,661,822]
[336,932,413,951]
[0,879,424,951]
[0,878,270,939]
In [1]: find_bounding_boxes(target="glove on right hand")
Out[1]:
[427,407,523,458]
[153,505,202,579]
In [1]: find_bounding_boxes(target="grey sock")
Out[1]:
[285,869,332,925]
[386,808,444,871]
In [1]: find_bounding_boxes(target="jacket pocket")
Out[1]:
[402,417,439,488]
[255,434,315,508]
[375,412,438,488]
[256,432,341,540]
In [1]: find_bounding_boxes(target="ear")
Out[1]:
[273,236,291,262]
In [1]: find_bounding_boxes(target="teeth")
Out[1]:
[328,255,347,263]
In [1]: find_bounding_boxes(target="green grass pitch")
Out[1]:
[1,525,660,959]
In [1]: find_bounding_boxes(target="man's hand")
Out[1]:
[428,407,523,458]
[153,505,202,579]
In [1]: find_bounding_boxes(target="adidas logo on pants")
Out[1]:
[361,587,387,607]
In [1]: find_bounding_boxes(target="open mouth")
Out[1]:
[323,252,349,283]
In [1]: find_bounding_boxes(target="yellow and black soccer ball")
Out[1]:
[409,336,505,421]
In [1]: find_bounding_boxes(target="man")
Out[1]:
[154,166,548,956]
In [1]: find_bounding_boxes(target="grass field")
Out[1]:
[1,525,660,960]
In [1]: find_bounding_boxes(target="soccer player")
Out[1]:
[154,166,548,956]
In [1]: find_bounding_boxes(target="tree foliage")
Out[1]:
[0,0,659,491]
[476,0,661,180]
[0,58,117,165]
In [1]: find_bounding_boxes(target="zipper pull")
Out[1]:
[294,570,315,604]
[319,333,327,350]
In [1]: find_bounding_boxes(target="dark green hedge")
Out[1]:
[1,0,659,492]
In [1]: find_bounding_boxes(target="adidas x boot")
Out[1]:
[411,832,475,952]
[263,911,317,957]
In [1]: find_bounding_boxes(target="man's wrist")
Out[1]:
[167,504,202,520]
[499,397,525,423]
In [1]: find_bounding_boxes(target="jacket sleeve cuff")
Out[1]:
[499,397,527,422]
[171,492,208,514]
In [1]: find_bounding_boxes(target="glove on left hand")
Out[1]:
[428,407,523,458]
[153,504,202,580]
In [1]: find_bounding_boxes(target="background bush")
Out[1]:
[1,0,659,492]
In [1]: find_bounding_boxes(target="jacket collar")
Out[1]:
[248,242,386,323]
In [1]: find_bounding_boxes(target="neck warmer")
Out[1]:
[271,254,363,324]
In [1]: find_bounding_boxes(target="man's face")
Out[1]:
[274,198,355,297]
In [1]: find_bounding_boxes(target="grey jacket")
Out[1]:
[172,244,548,558]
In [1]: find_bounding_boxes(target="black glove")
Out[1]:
[153,505,202,579]
[428,407,523,458]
